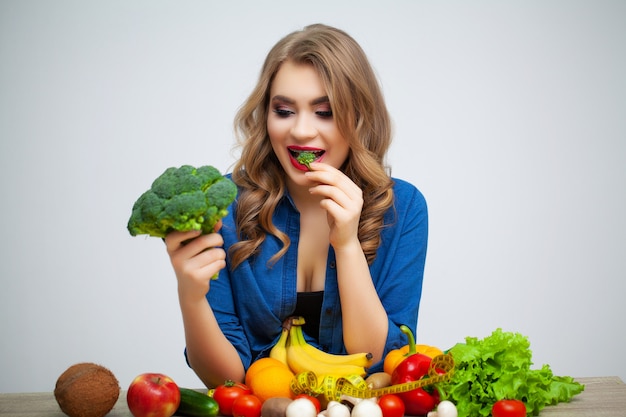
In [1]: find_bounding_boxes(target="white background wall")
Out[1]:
[1,1,624,393]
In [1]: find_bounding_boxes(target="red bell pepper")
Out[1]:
[384,325,444,375]
[390,326,437,415]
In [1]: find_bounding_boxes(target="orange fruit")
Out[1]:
[248,363,295,403]
[245,357,288,387]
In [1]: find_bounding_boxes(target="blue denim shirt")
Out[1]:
[203,177,427,374]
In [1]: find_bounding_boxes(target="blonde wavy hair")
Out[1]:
[230,23,394,269]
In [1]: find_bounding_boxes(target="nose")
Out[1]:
[290,113,317,141]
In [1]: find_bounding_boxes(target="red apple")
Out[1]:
[126,373,181,417]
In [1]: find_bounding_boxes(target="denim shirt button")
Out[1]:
[329,261,336,268]
[324,308,333,315]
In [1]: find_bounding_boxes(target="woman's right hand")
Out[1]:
[164,223,226,302]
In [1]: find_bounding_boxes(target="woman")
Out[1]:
[165,23,428,388]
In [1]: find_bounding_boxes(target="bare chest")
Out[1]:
[296,220,329,292]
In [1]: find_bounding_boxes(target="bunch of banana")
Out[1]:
[270,316,373,378]
[269,326,290,365]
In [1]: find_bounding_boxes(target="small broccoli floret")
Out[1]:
[127,191,164,237]
[157,190,208,232]
[206,178,238,211]
[296,151,316,169]
[127,165,237,238]
[202,179,238,233]
[150,166,197,199]
[195,165,223,189]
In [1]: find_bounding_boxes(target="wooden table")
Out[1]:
[1,377,625,416]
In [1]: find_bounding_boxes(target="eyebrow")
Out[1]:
[271,95,330,105]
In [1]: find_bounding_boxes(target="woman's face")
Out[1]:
[267,61,349,188]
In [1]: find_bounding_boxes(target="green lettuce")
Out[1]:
[439,328,584,416]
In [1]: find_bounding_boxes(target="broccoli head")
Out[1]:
[127,165,237,238]
[296,151,317,169]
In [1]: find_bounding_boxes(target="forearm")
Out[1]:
[179,296,245,388]
[334,241,388,363]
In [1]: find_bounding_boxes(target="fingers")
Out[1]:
[179,247,226,280]
[164,229,226,295]
[164,229,201,251]
[304,163,363,249]
[305,163,363,212]
[165,230,224,255]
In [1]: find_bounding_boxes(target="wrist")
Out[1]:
[178,284,210,307]
[332,238,363,257]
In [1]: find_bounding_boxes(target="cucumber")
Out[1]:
[175,388,219,417]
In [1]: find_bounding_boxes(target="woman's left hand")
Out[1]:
[305,162,363,249]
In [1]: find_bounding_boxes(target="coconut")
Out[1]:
[54,362,120,417]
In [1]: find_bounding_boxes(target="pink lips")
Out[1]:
[287,146,325,171]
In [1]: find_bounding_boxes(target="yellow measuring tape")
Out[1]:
[290,353,455,402]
